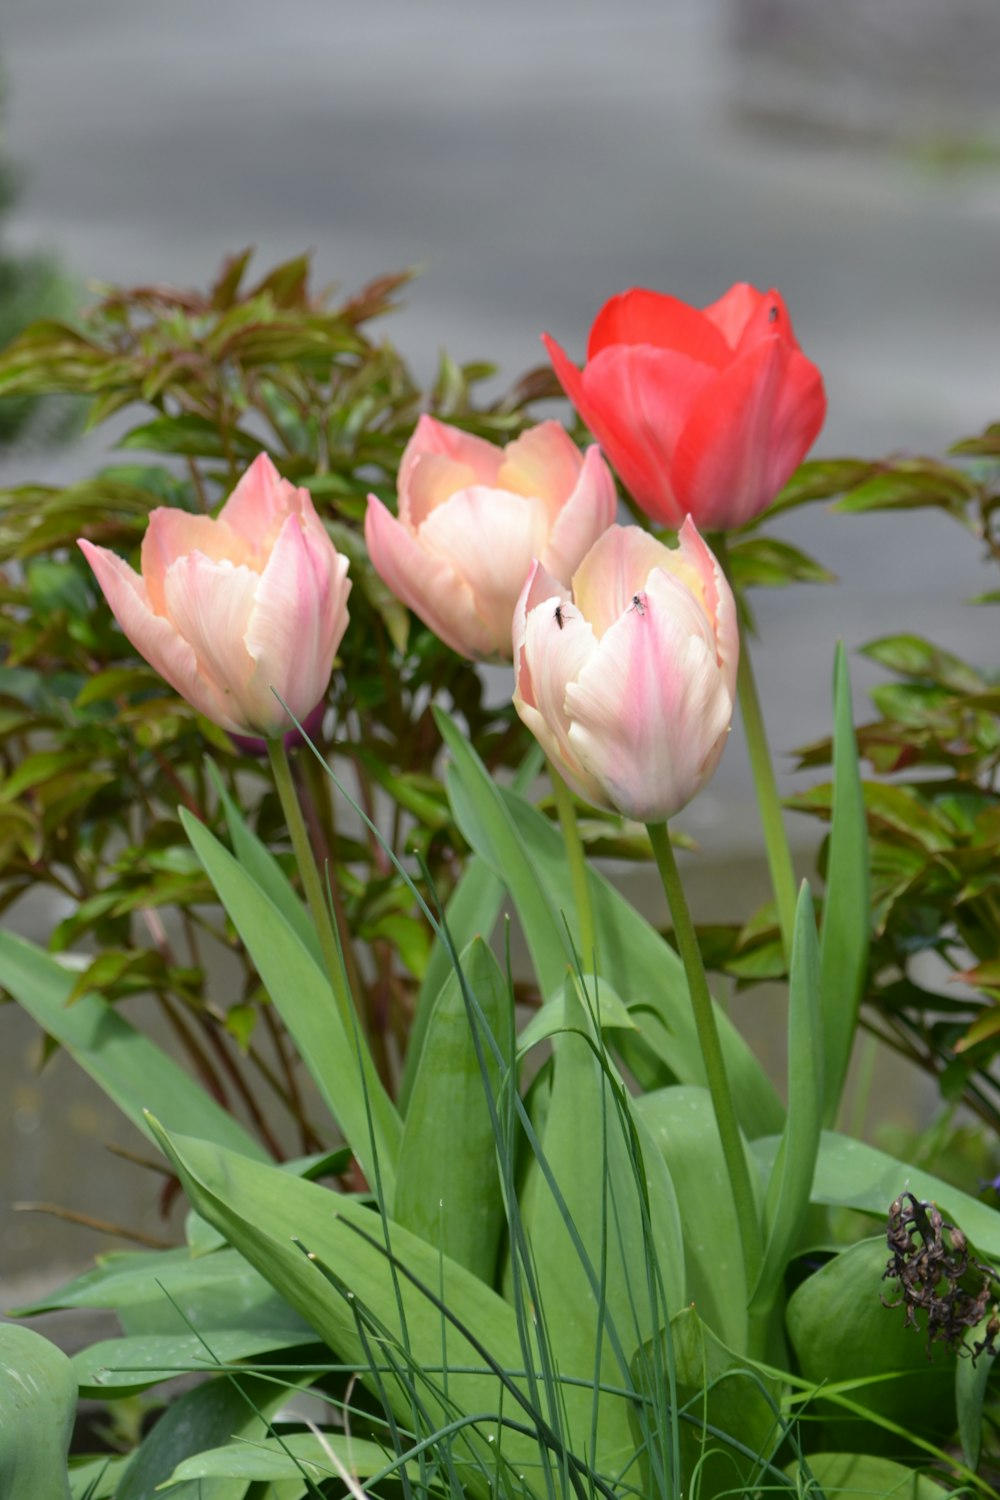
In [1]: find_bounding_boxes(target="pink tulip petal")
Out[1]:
[675,517,739,698]
[365,494,493,659]
[405,454,483,529]
[514,576,607,809]
[162,552,260,726]
[541,444,619,586]
[78,539,236,729]
[586,289,729,367]
[571,524,677,640]
[417,487,550,655]
[219,453,304,547]
[496,421,583,522]
[398,415,502,512]
[141,510,251,615]
[241,514,351,731]
[671,339,788,529]
[566,568,734,822]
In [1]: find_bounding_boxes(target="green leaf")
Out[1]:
[117,414,259,460]
[517,982,684,1473]
[73,1329,318,1398]
[114,1371,291,1500]
[0,932,267,1159]
[0,1324,76,1500]
[860,634,984,693]
[69,1456,128,1500]
[394,938,511,1280]
[164,1432,401,1487]
[835,462,976,517]
[786,1238,956,1452]
[753,882,823,1312]
[955,1312,996,1470]
[764,458,876,517]
[146,1123,552,1493]
[517,977,637,1054]
[180,808,402,1202]
[635,1087,750,1353]
[820,644,870,1125]
[791,1453,952,1496]
[752,1130,1000,1262]
[725,536,836,590]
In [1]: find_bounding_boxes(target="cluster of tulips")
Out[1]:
[80,282,825,823]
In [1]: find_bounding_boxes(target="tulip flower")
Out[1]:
[79,454,351,737]
[513,519,737,822]
[544,283,825,531]
[365,416,617,659]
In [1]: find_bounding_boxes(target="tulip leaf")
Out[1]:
[180,808,402,1202]
[394,938,511,1281]
[634,1087,749,1353]
[820,643,870,1125]
[955,1312,996,1471]
[74,1328,320,1399]
[785,1238,956,1451]
[752,882,823,1314]
[0,1324,76,1500]
[165,1432,402,1487]
[517,977,636,1055]
[146,1122,549,1494]
[0,931,267,1160]
[790,1453,951,1497]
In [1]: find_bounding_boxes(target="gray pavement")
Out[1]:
[0,1,995,1279]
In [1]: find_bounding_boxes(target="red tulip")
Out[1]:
[544,284,825,530]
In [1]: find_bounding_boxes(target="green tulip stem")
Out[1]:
[268,736,356,1035]
[736,638,798,963]
[547,760,596,971]
[646,820,761,1295]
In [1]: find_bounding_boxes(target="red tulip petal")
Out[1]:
[586,288,729,367]
[701,283,766,348]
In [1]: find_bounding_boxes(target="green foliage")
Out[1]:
[0,1324,76,1500]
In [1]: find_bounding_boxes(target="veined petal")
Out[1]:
[513,575,607,809]
[162,552,260,727]
[586,288,729,367]
[219,453,303,549]
[672,338,787,529]
[241,514,351,732]
[566,569,735,822]
[78,539,236,729]
[141,509,252,615]
[541,444,618,585]
[365,494,494,659]
[571,524,676,639]
[496,421,583,520]
[417,487,549,655]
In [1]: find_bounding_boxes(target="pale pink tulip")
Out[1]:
[513,520,738,822]
[365,416,617,659]
[80,454,351,737]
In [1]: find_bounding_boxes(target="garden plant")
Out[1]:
[0,253,999,1499]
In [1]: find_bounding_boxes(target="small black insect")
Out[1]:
[768,305,778,324]
[554,604,565,630]
[630,594,646,616]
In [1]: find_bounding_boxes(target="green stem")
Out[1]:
[736,637,798,964]
[548,760,596,971]
[646,821,761,1296]
[267,737,356,1035]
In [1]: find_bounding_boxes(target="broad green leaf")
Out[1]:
[956,1313,995,1471]
[147,1123,554,1496]
[791,1452,951,1496]
[0,932,266,1160]
[860,634,984,693]
[635,1086,750,1353]
[518,986,683,1473]
[205,760,322,966]
[753,882,823,1313]
[69,1455,128,1499]
[752,1130,1000,1263]
[820,644,870,1124]
[663,1306,785,1498]
[394,938,511,1281]
[180,808,401,1202]
[725,535,836,590]
[117,414,259,460]
[517,977,636,1054]
[164,1432,402,1487]
[0,1324,76,1500]
[74,1329,319,1398]
[786,1239,955,1451]
[114,1371,291,1500]
[399,854,504,1114]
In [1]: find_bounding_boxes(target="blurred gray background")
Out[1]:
[2,0,1000,1298]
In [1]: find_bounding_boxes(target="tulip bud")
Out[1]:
[80,454,351,737]
[365,416,617,660]
[544,283,825,531]
[513,520,737,822]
